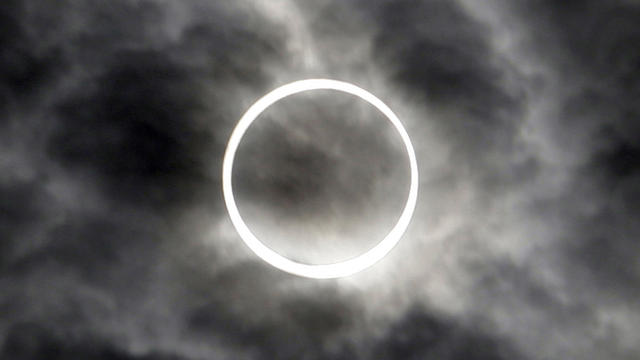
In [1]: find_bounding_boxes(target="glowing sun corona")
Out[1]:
[222,79,418,279]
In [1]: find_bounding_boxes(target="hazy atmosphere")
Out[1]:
[1,0,639,359]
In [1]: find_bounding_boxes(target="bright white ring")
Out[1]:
[222,79,418,279]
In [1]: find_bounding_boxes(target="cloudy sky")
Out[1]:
[1,0,639,359]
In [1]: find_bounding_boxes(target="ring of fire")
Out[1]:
[222,79,418,279]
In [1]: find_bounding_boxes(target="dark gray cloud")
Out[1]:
[1,0,639,359]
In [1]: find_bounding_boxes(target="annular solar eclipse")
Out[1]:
[222,79,418,279]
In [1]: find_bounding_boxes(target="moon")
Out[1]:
[222,79,419,279]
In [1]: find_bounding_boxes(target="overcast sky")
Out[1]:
[1,0,639,359]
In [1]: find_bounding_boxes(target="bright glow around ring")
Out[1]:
[222,79,418,279]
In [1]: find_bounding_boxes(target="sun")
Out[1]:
[222,79,418,279]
